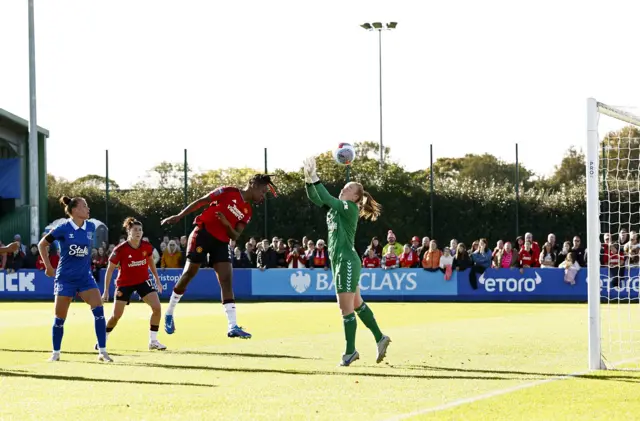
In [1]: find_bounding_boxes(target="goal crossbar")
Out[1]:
[597,102,640,127]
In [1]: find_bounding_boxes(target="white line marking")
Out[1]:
[384,374,578,421]
[384,357,640,421]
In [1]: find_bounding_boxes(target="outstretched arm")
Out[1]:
[161,194,210,225]
[313,182,350,214]
[303,157,324,207]
[305,184,324,207]
[303,157,349,213]
[0,242,19,254]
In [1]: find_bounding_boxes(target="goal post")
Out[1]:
[586,98,603,370]
[587,97,640,371]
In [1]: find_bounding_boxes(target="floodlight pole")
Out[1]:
[378,29,383,168]
[28,0,40,245]
[362,22,396,169]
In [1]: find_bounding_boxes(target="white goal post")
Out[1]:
[587,98,640,370]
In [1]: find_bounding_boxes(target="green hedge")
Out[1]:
[46,177,591,252]
[44,138,640,249]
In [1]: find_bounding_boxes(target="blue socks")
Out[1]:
[52,317,65,352]
[92,306,107,349]
[53,307,107,353]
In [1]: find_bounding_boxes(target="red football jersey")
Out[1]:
[608,251,624,267]
[363,256,380,268]
[519,249,533,267]
[110,240,153,287]
[400,251,418,268]
[383,254,398,268]
[194,187,252,242]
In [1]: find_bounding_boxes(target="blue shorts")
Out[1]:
[54,277,99,297]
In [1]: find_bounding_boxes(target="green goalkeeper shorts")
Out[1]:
[333,258,361,294]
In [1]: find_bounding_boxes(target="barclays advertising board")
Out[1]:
[251,268,458,298]
[1,267,638,302]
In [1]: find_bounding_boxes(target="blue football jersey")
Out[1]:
[49,219,95,281]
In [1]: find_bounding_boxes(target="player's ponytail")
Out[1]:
[122,217,142,232]
[359,190,382,221]
[59,196,71,207]
[59,196,80,216]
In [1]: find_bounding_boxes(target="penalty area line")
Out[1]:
[383,357,640,421]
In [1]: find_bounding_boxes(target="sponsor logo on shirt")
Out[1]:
[68,245,90,257]
[227,204,245,220]
[127,259,147,268]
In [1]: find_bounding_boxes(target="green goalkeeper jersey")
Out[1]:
[305,182,360,262]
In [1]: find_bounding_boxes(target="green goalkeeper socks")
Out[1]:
[355,302,384,342]
[343,313,357,355]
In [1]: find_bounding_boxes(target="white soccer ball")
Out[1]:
[333,143,356,166]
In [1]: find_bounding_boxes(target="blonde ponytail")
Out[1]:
[359,191,382,221]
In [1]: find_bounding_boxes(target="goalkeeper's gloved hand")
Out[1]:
[303,157,319,183]
[303,160,312,183]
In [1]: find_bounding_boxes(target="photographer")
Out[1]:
[286,242,307,269]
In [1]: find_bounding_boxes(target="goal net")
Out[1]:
[587,98,640,370]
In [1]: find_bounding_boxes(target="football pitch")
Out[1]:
[1,301,639,421]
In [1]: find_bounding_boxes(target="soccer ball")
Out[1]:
[333,143,356,166]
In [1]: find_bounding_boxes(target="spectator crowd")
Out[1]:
[2,227,638,289]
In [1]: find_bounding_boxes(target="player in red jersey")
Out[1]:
[0,242,19,254]
[101,217,166,350]
[161,174,277,338]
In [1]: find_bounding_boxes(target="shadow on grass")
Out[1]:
[0,368,215,387]
[86,361,534,381]
[0,347,313,361]
[166,350,319,360]
[0,348,125,357]
[401,364,640,384]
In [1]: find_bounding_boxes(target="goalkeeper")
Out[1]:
[303,157,391,366]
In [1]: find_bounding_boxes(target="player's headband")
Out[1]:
[268,183,278,197]
[252,174,278,197]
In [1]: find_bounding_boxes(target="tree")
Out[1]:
[144,162,192,188]
[432,154,534,186]
[602,126,640,181]
[73,174,120,190]
[313,141,403,189]
[45,144,592,247]
[548,147,585,188]
[193,168,262,190]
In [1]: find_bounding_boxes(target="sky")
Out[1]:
[1,0,639,188]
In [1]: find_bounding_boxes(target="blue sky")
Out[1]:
[1,0,638,187]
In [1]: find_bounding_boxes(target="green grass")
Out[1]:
[0,302,639,420]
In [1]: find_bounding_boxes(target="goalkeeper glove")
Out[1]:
[303,157,319,183]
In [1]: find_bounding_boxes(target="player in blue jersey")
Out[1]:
[38,196,112,362]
